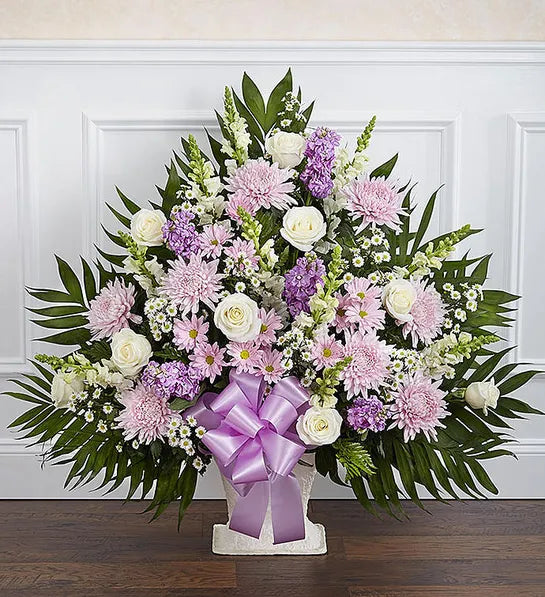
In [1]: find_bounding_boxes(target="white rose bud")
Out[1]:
[214,293,262,342]
[296,406,343,446]
[465,379,500,415]
[382,279,417,323]
[265,131,306,169]
[110,328,153,377]
[130,209,166,247]
[51,373,84,408]
[280,206,327,252]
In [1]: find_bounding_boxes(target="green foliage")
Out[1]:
[335,439,375,482]
[370,154,398,179]
[27,256,99,346]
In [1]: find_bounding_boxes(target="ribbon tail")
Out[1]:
[229,481,269,539]
[270,474,305,544]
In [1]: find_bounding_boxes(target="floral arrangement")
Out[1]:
[6,70,541,537]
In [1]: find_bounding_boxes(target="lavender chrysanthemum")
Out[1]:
[390,371,448,442]
[141,360,202,401]
[115,383,172,445]
[159,253,223,315]
[343,175,405,232]
[87,278,142,339]
[283,255,326,317]
[346,396,388,433]
[162,208,200,259]
[300,127,341,199]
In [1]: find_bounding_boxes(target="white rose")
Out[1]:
[265,131,306,169]
[280,206,327,252]
[214,293,262,342]
[382,279,417,323]
[296,406,343,446]
[130,209,166,247]
[110,328,153,377]
[51,373,84,408]
[465,380,500,415]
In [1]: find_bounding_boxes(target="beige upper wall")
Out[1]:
[0,0,544,40]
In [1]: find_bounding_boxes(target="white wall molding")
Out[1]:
[82,112,217,259]
[318,111,461,233]
[507,113,545,366]
[1,41,545,65]
[0,116,35,376]
[0,438,41,456]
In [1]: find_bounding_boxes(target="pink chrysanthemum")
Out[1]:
[225,158,296,212]
[227,341,263,374]
[341,331,391,398]
[258,348,285,383]
[256,308,283,347]
[333,292,353,332]
[402,280,445,346]
[160,254,223,315]
[311,334,343,370]
[344,277,385,332]
[87,279,142,339]
[115,383,172,445]
[389,371,448,442]
[343,175,405,231]
[224,238,259,271]
[173,314,209,351]
[226,191,258,222]
[190,342,226,383]
[199,224,233,258]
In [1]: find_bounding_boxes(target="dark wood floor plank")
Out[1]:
[1,499,545,595]
[0,562,236,590]
[344,535,545,560]
[349,587,545,597]
[311,499,545,536]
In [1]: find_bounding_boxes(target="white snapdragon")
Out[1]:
[123,255,165,297]
[51,372,84,409]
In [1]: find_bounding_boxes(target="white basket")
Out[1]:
[212,454,327,555]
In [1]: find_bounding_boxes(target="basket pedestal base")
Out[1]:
[212,519,327,555]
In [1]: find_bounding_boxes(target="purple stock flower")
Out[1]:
[162,208,201,259]
[141,360,202,402]
[346,396,388,433]
[283,255,326,317]
[300,127,341,199]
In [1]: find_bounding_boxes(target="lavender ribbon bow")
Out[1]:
[187,371,309,544]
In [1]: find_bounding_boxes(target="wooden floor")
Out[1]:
[1,500,545,596]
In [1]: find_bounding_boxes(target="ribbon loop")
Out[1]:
[187,372,309,544]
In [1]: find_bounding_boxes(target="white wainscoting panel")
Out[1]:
[1,41,545,499]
